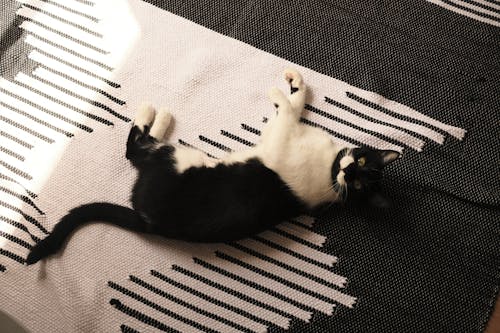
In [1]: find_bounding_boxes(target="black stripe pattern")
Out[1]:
[180,85,451,160]
[0,0,131,272]
[108,213,353,332]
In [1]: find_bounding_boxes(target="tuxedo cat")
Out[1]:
[26,69,399,265]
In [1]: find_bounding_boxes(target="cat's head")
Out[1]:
[332,147,400,208]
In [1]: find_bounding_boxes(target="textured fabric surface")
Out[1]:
[0,0,35,80]
[0,0,498,332]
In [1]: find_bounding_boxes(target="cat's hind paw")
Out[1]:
[149,107,172,140]
[135,103,156,130]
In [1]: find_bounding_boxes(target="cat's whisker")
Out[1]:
[333,181,340,192]
[332,181,346,202]
[337,184,344,201]
[342,183,349,202]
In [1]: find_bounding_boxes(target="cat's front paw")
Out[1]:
[268,87,288,107]
[284,68,303,88]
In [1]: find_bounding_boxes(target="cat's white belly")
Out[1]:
[173,146,218,172]
[177,121,344,207]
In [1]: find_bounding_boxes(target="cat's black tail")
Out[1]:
[26,202,145,265]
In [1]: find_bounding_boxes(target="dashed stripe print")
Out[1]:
[182,79,466,159]
[0,185,44,215]
[110,298,181,333]
[0,0,130,272]
[108,215,355,332]
[120,324,141,333]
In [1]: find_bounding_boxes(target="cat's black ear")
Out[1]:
[369,192,392,209]
[379,150,400,167]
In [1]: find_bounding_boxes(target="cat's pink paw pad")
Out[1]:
[283,68,303,86]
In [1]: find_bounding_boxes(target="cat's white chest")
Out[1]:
[260,124,341,207]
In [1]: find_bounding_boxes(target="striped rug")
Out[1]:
[427,0,500,27]
[0,0,498,332]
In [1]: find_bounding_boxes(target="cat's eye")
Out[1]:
[357,157,366,167]
[354,180,362,189]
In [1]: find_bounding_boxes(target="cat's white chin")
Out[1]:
[337,171,346,186]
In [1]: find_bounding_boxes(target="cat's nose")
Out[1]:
[342,163,356,181]
[343,163,355,174]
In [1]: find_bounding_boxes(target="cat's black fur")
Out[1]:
[26,124,308,264]
[26,122,398,265]
[127,126,307,242]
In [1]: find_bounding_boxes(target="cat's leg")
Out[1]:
[284,68,306,115]
[259,71,305,157]
[268,87,295,119]
[261,70,305,142]
[260,86,298,149]
[126,104,155,163]
[134,103,155,132]
[260,87,296,144]
[127,103,155,153]
[149,107,172,141]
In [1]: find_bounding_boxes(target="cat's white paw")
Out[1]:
[149,107,172,140]
[157,108,172,128]
[284,68,303,87]
[267,87,286,104]
[135,103,155,130]
[268,87,288,107]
